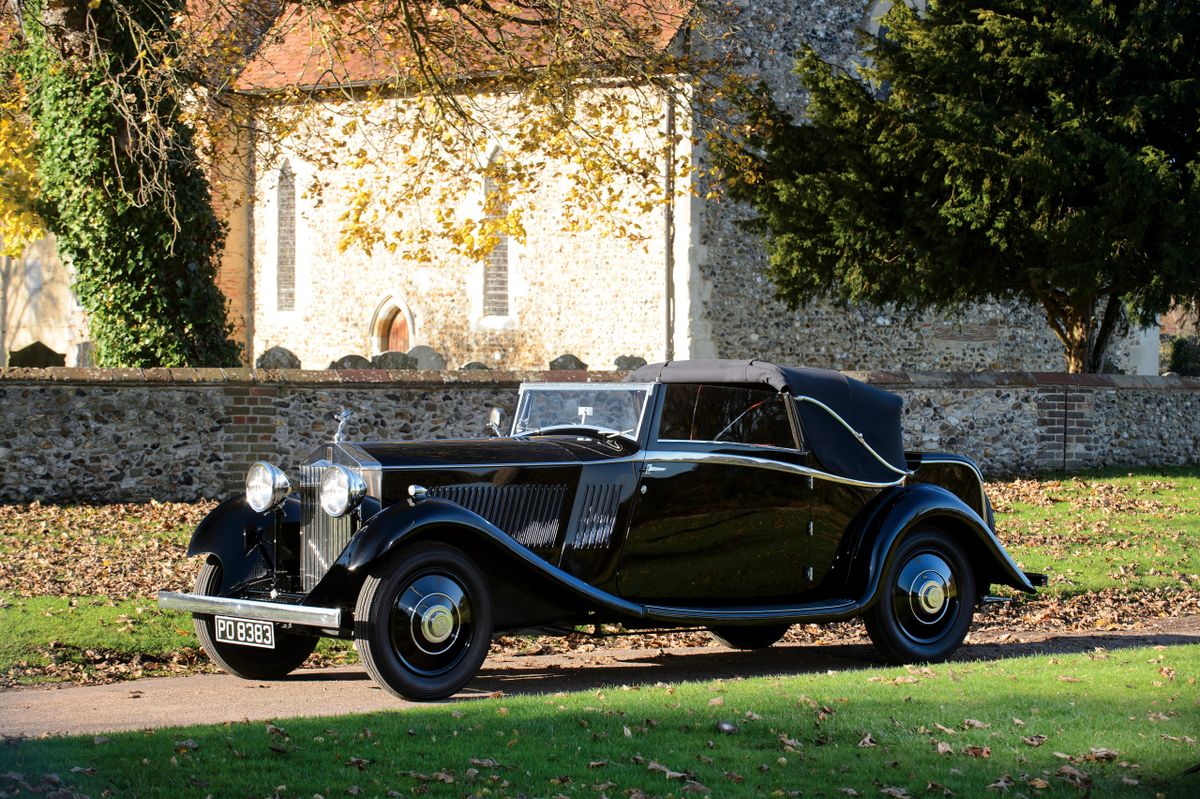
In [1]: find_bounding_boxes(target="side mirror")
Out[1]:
[485,407,506,437]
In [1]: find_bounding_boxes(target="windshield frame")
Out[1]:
[511,382,655,441]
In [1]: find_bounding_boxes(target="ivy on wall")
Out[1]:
[10,0,240,367]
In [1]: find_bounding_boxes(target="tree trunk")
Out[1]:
[1061,316,1092,374]
[1041,297,1096,374]
[40,0,91,59]
[1043,295,1125,374]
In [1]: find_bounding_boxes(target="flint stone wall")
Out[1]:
[0,368,1197,504]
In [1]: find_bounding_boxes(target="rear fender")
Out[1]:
[845,483,1034,608]
[186,496,296,594]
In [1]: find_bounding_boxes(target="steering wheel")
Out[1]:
[513,424,637,447]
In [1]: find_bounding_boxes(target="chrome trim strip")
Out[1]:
[918,456,988,520]
[157,591,341,628]
[642,449,904,490]
[656,439,798,455]
[518,382,656,390]
[793,395,913,477]
[372,456,643,470]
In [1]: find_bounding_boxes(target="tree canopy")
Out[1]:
[723,0,1200,373]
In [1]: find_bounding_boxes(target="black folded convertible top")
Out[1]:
[629,359,907,484]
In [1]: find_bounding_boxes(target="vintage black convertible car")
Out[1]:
[159,359,1043,700]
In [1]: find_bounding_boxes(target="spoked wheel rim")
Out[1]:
[389,568,475,677]
[890,548,960,645]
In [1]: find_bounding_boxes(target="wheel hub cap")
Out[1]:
[421,605,455,643]
[907,568,950,624]
[919,580,946,614]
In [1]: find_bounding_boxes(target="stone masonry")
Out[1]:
[1,368,1197,505]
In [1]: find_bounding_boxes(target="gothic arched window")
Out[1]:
[276,160,296,312]
[482,157,509,318]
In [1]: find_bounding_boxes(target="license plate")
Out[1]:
[215,616,275,649]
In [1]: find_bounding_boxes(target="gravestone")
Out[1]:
[549,353,587,371]
[328,354,375,370]
[406,345,447,370]
[614,355,647,370]
[8,341,65,368]
[373,350,417,370]
[459,361,490,370]
[256,346,301,369]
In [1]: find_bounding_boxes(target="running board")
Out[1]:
[980,595,1015,605]
[642,599,860,625]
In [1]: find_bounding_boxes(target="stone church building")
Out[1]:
[2,0,1161,373]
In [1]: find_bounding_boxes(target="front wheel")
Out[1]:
[709,624,790,650]
[193,561,317,679]
[354,542,493,701]
[864,529,976,664]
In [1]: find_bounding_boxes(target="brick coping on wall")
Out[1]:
[2,366,1199,391]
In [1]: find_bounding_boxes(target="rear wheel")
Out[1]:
[354,542,493,701]
[192,561,317,679]
[709,624,790,650]
[864,529,976,664]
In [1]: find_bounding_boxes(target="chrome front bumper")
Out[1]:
[157,591,341,628]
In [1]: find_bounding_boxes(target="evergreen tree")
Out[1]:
[725,0,1200,372]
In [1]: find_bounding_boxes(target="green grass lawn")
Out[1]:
[2,644,1197,798]
[991,468,1200,597]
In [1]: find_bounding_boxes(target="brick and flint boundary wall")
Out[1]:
[1,368,1197,504]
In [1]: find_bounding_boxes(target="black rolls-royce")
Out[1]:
[158,359,1043,700]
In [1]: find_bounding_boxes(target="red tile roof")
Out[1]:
[235,0,689,92]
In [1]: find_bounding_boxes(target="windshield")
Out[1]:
[512,383,653,438]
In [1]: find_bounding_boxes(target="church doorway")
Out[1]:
[381,306,409,352]
[371,296,414,354]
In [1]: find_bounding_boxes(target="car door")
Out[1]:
[615,384,813,602]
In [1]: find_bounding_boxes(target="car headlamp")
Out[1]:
[245,462,291,513]
[320,464,367,518]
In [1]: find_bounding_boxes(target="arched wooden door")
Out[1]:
[381,306,409,352]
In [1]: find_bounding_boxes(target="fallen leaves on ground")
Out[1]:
[0,501,214,599]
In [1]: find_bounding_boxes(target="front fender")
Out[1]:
[304,498,646,619]
[187,495,293,594]
[847,483,1034,607]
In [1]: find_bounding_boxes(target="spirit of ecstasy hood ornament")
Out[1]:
[334,408,353,443]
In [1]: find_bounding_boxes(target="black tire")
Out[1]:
[864,529,976,664]
[354,542,493,701]
[192,561,317,679]
[709,624,790,650]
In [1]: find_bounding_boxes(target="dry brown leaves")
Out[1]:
[986,477,1175,515]
[0,500,214,599]
[0,635,360,688]
[3,645,215,686]
[973,588,1200,635]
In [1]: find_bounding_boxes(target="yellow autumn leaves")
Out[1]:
[0,77,44,257]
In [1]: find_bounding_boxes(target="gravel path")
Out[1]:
[2,616,1197,738]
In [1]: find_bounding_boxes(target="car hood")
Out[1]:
[348,437,631,468]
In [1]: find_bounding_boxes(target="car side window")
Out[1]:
[658,384,795,448]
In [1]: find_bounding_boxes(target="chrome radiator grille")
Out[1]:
[299,463,354,593]
[429,484,567,548]
[572,483,621,549]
